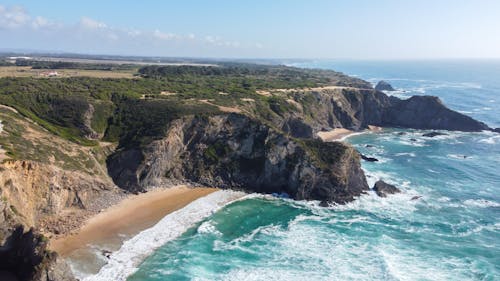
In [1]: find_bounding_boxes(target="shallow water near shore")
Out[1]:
[88,60,500,281]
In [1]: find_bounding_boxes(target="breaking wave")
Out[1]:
[84,190,246,281]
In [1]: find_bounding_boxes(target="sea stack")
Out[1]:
[373,180,401,197]
[375,80,395,91]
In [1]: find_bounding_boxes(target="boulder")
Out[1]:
[422,131,448,137]
[373,180,401,197]
[359,153,379,162]
[375,81,395,91]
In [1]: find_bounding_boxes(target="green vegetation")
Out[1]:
[0,108,109,172]
[203,141,232,163]
[15,59,138,71]
[105,96,220,147]
[301,138,349,169]
[0,63,369,150]
[0,60,14,67]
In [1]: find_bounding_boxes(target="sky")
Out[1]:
[1,0,500,59]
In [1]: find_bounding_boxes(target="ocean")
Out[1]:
[90,60,500,281]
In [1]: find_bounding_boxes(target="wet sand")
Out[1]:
[50,186,218,256]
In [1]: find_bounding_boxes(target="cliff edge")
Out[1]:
[108,114,369,204]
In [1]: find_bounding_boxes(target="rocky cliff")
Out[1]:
[0,226,75,281]
[108,114,369,204]
[0,64,495,280]
[374,80,395,91]
[0,107,122,280]
[271,88,490,138]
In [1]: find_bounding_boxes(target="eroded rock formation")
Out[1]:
[108,114,370,204]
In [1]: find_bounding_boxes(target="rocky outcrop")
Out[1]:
[0,225,75,281]
[281,117,314,139]
[422,132,448,137]
[0,161,123,237]
[375,81,395,91]
[108,114,369,204]
[382,96,490,131]
[359,153,379,162]
[373,180,401,197]
[281,88,490,134]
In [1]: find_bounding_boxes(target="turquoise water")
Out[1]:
[128,61,500,281]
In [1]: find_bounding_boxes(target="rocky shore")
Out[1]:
[0,67,495,280]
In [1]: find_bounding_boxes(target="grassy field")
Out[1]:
[0,66,138,79]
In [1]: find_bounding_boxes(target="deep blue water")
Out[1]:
[126,60,500,281]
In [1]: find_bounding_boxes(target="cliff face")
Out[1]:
[0,106,122,280]
[382,95,490,131]
[276,88,489,137]
[0,161,121,236]
[108,114,369,204]
[0,67,494,280]
[0,226,75,281]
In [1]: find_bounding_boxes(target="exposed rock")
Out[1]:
[410,138,417,142]
[280,88,490,135]
[365,144,375,148]
[0,225,75,281]
[319,200,330,207]
[411,195,422,201]
[373,180,401,197]
[493,128,500,133]
[422,131,448,137]
[108,114,369,204]
[375,81,395,91]
[359,153,379,162]
[281,117,313,138]
[0,160,122,235]
[383,96,490,131]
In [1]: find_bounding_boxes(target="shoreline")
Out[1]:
[50,186,218,257]
[317,125,383,142]
[83,189,246,281]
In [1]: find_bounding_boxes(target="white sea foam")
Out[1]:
[363,169,397,188]
[83,190,246,281]
[479,135,500,144]
[197,221,222,236]
[394,152,416,157]
[463,199,500,208]
[212,205,477,281]
[447,154,472,160]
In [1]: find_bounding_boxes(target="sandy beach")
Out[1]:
[317,126,383,142]
[317,128,354,141]
[50,186,218,256]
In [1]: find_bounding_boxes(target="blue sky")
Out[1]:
[1,0,500,59]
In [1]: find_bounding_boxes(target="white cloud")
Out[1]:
[127,29,142,37]
[0,5,31,29]
[79,16,107,29]
[31,16,61,30]
[153,29,177,40]
[0,5,263,56]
